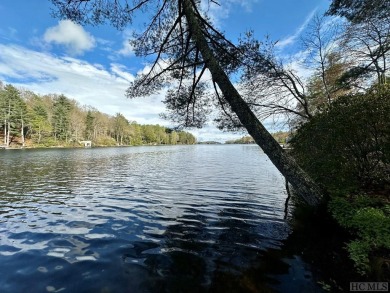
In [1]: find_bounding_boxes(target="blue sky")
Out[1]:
[0,0,330,142]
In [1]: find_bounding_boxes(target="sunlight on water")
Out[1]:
[0,145,291,292]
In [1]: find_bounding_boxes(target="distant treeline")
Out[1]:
[225,136,255,144]
[0,83,196,147]
[225,132,289,145]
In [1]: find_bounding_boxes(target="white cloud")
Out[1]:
[275,9,317,49]
[191,125,243,143]
[0,44,166,125]
[44,20,96,55]
[285,50,314,80]
[200,0,259,27]
[96,38,115,52]
[275,35,296,49]
[110,63,135,82]
[110,29,135,59]
[230,0,259,12]
[0,27,18,41]
[117,40,134,57]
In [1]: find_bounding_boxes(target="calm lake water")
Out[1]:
[0,145,323,292]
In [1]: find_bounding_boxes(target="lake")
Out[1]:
[0,145,323,292]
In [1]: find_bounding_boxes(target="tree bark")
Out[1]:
[182,0,323,206]
[6,121,10,147]
[38,127,41,144]
[3,119,6,145]
[21,117,25,147]
[6,102,11,147]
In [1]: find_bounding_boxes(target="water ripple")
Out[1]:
[0,145,289,292]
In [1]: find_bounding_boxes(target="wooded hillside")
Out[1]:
[0,83,196,148]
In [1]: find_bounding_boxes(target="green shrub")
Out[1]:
[291,84,390,193]
[39,137,58,147]
[292,84,390,275]
[329,196,390,275]
[347,240,372,275]
[94,136,117,146]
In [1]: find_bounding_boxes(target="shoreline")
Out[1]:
[0,143,198,150]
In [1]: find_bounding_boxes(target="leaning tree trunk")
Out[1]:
[182,0,323,206]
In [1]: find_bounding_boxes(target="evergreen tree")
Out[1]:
[113,113,129,145]
[52,95,72,142]
[327,0,390,23]
[1,85,25,147]
[15,94,28,147]
[30,104,51,144]
[84,110,95,140]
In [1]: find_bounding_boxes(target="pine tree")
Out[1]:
[84,110,95,140]
[52,95,72,142]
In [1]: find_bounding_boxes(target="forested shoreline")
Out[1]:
[0,83,196,148]
[225,132,289,145]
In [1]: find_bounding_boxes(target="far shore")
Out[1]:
[0,143,200,150]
